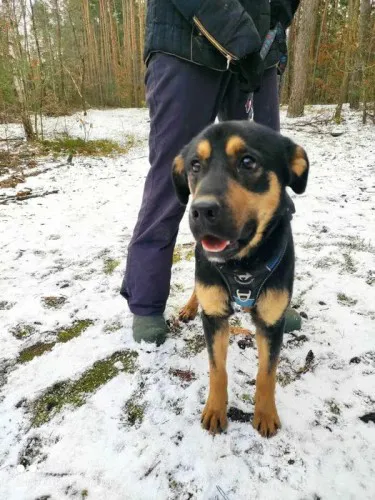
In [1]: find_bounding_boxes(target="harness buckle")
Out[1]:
[234,289,255,308]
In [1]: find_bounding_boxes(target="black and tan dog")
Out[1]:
[172,121,309,437]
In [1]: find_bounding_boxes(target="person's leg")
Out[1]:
[253,66,280,132]
[217,72,249,121]
[122,54,230,343]
[218,66,280,130]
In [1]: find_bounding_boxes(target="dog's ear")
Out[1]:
[283,138,309,194]
[172,152,190,205]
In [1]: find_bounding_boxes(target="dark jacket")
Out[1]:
[265,0,300,70]
[144,0,271,71]
[144,1,300,73]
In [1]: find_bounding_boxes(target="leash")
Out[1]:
[245,23,282,117]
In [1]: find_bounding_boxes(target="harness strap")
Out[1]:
[214,235,288,309]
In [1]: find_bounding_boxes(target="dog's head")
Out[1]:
[172,121,309,262]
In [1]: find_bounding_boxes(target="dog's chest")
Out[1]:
[215,239,287,308]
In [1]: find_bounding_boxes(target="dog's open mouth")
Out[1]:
[200,223,257,258]
[201,236,229,253]
[201,235,239,254]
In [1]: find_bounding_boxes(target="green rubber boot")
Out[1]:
[284,307,302,333]
[132,315,167,346]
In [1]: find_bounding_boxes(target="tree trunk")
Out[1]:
[334,0,359,122]
[3,0,35,140]
[52,0,66,106]
[311,0,328,102]
[348,0,361,109]
[351,0,372,111]
[280,16,297,105]
[362,5,375,123]
[287,0,320,117]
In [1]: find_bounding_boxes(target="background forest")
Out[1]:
[0,0,374,139]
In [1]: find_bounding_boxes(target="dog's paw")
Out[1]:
[201,401,228,434]
[253,407,281,438]
[178,304,198,323]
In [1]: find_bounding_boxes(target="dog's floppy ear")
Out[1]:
[283,138,309,194]
[172,152,190,205]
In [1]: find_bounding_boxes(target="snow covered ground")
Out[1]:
[0,106,374,500]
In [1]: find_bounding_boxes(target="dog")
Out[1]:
[172,121,309,437]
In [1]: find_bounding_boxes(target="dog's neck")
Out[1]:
[211,215,290,309]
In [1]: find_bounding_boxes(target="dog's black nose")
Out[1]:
[190,199,220,223]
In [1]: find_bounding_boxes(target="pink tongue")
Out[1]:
[201,236,230,253]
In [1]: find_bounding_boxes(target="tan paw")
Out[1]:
[253,407,281,438]
[178,304,198,323]
[201,401,228,434]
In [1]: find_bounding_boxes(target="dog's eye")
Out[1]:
[240,155,258,170]
[191,159,201,173]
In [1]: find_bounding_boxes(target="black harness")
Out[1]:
[213,231,289,309]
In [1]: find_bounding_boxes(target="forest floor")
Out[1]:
[0,105,375,500]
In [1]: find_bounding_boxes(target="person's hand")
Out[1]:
[236,52,265,93]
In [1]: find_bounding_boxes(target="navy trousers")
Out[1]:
[253,66,280,132]
[121,53,279,316]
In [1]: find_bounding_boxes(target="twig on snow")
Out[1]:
[0,137,24,142]
[141,459,161,479]
[0,189,59,205]
[216,485,230,500]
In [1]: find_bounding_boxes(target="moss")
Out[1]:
[334,117,342,125]
[81,490,89,499]
[103,258,121,275]
[339,235,375,254]
[366,271,375,286]
[341,252,357,274]
[125,135,141,150]
[42,296,67,309]
[242,393,252,403]
[17,319,94,363]
[18,342,55,363]
[123,400,146,427]
[182,334,206,357]
[103,321,122,333]
[11,323,36,339]
[173,283,184,292]
[315,256,340,269]
[173,244,195,264]
[166,316,183,337]
[168,474,184,494]
[277,357,298,387]
[19,436,45,468]
[36,137,129,157]
[230,316,243,327]
[185,249,195,261]
[327,400,341,416]
[31,350,138,427]
[73,269,96,281]
[277,371,296,387]
[57,319,94,343]
[337,292,357,306]
[167,398,183,415]
[172,247,182,264]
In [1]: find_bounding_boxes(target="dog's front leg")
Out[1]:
[253,325,283,437]
[201,314,230,434]
[252,288,288,437]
